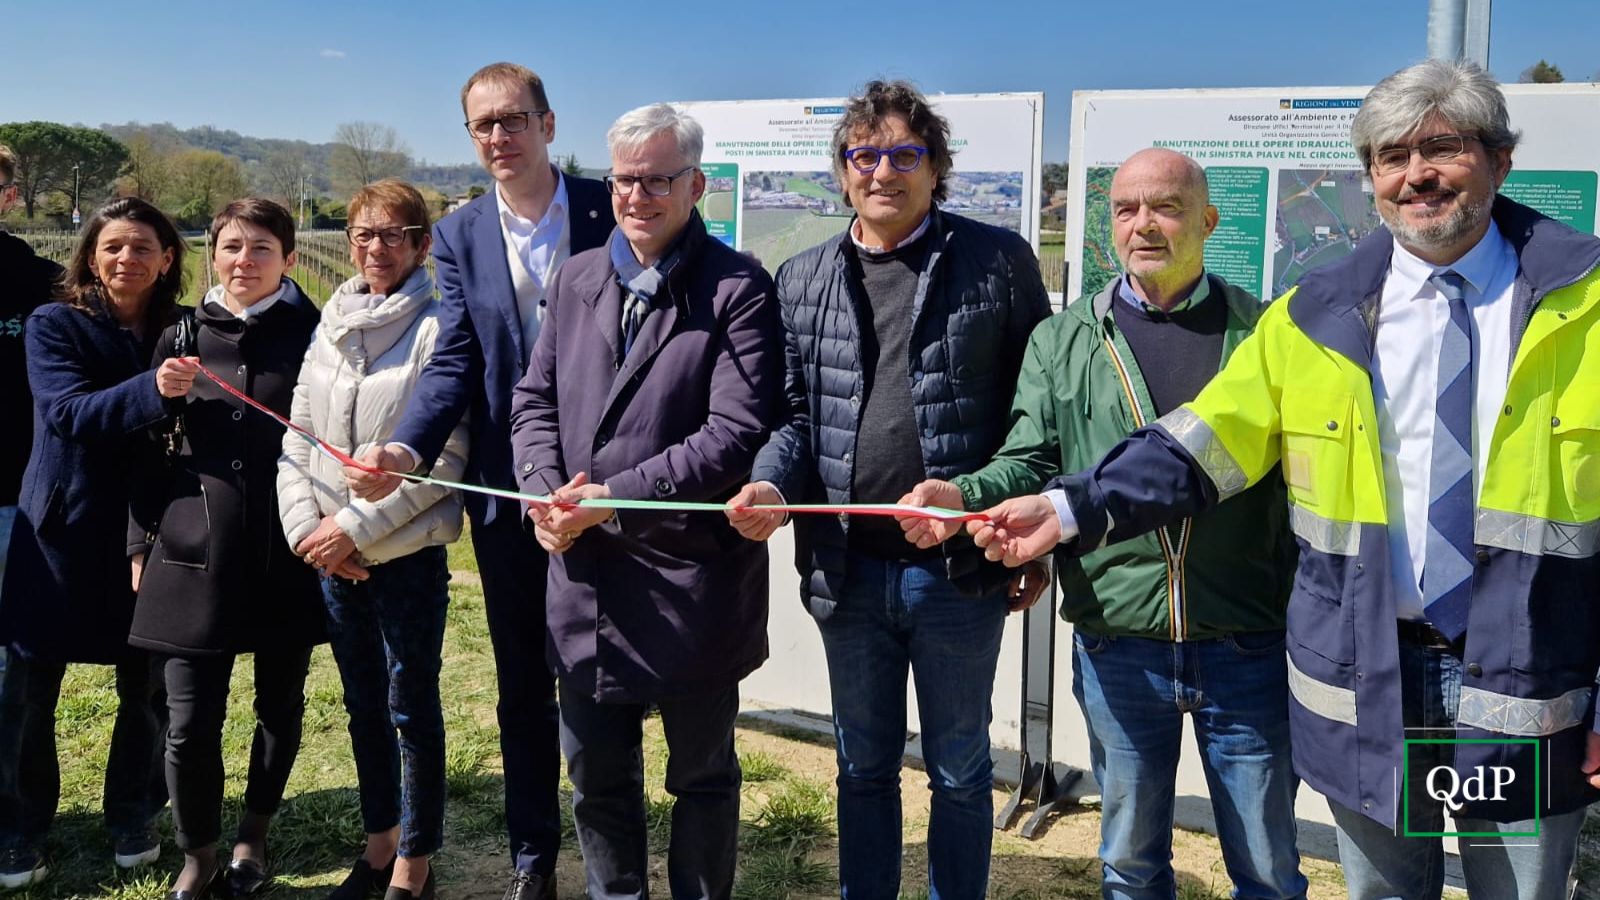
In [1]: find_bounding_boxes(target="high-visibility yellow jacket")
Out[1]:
[1051,197,1600,828]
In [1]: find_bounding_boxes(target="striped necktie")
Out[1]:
[1421,270,1474,641]
[621,290,650,357]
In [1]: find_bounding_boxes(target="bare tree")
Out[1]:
[259,148,309,207]
[330,121,411,195]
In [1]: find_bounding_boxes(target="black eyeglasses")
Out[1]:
[1370,134,1477,176]
[464,110,548,140]
[841,144,930,174]
[346,225,424,247]
[604,166,697,197]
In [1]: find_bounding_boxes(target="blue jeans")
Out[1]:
[1328,638,1583,899]
[1072,630,1306,900]
[816,553,1007,900]
[322,546,450,858]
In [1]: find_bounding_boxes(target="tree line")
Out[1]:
[0,119,513,231]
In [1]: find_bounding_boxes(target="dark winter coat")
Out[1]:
[0,231,64,506]
[509,216,783,702]
[0,299,170,663]
[129,282,325,656]
[749,208,1052,618]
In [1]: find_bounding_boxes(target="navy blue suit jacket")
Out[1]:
[0,301,170,663]
[392,175,613,525]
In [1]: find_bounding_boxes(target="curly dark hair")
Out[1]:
[58,197,186,333]
[831,79,954,205]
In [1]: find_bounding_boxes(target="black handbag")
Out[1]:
[163,307,197,461]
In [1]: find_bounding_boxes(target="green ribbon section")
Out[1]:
[397,472,970,519]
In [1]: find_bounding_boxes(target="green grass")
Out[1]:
[741,209,849,272]
[781,177,841,202]
[743,779,832,851]
[738,751,787,784]
[21,519,1408,900]
[22,521,851,900]
[1038,242,1066,294]
[733,848,832,900]
[16,538,516,900]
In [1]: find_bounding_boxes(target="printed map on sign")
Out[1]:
[1066,85,1600,302]
[679,94,1044,272]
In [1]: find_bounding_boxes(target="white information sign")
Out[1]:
[677,93,1046,271]
[1065,84,1600,302]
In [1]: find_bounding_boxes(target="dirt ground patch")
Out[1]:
[442,718,1349,900]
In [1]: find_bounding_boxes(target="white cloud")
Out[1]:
[320,48,346,59]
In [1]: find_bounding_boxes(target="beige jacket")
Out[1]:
[276,267,469,565]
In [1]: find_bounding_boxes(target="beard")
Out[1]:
[1379,186,1493,254]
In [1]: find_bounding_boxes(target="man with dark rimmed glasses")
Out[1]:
[510,101,781,900]
[342,62,613,900]
[726,79,1049,899]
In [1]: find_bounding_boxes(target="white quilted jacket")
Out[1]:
[276,267,469,565]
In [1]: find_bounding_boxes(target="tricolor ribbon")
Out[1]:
[194,361,987,523]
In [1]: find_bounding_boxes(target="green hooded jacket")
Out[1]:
[954,274,1296,640]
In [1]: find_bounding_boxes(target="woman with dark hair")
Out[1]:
[0,197,196,889]
[129,198,325,900]
[278,179,466,900]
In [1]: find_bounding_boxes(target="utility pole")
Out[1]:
[1428,0,1491,67]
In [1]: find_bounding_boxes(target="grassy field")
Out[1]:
[1038,238,1065,295]
[740,209,849,273]
[8,522,1380,900]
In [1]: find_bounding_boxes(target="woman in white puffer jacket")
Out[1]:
[275,179,466,900]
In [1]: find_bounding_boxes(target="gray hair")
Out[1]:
[1350,59,1520,167]
[606,103,704,166]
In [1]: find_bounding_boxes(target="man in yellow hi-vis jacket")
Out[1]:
[973,60,1600,898]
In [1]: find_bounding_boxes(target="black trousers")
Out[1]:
[559,681,742,900]
[472,518,562,875]
[161,646,313,850]
[0,650,167,847]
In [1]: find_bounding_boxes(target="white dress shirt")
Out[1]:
[497,171,571,353]
[393,175,573,474]
[850,214,930,254]
[1373,224,1517,620]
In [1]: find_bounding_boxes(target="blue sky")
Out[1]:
[3,0,1595,168]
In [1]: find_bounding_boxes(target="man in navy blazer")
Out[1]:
[346,62,612,900]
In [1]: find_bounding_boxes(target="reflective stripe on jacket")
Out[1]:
[1052,196,1600,827]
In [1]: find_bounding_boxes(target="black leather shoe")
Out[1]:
[502,869,555,900]
[224,857,271,897]
[167,864,222,900]
[327,856,396,900]
[382,868,435,900]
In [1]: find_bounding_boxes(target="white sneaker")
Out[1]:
[113,833,161,869]
[0,848,48,890]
